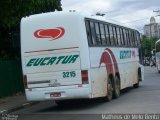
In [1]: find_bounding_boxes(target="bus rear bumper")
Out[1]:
[25,85,91,101]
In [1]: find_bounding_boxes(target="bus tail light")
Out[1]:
[23,75,28,89]
[81,70,89,84]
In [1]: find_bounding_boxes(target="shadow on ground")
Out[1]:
[38,87,134,112]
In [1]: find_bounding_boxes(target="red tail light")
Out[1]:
[81,70,89,84]
[23,75,28,89]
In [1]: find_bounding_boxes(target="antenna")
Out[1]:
[69,10,76,12]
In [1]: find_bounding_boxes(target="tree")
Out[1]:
[141,36,158,57]
[0,0,62,28]
[0,0,62,57]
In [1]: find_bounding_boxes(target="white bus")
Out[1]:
[21,12,144,105]
[155,39,160,73]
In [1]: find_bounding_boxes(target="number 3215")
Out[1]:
[63,71,76,78]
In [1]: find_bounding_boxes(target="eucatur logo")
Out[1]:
[34,27,65,40]
[26,54,79,67]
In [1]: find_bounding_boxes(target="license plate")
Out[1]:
[50,92,61,97]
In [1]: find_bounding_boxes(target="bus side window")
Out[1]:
[123,29,127,46]
[90,21,97,45]
[116,27,121,46]
[120,28,124,46]
[109,25,114,46]
[104,24,111,46]
[129,30,133,46]
[125,29,129,46]
[95,22,102,45]
[137,32,141,47]
[85,20,92,45]
[131,31,135,46]
[126,29,131,46]
[113,26,118,46]
[134,31,138,47]
[100,23,107,45]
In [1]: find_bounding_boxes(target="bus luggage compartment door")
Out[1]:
[24,51,82,88]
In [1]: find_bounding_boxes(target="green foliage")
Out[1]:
[141,36,158,57]
[0,0,62,55]
[0,0,62,29]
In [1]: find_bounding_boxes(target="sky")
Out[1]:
[61,0,160,33]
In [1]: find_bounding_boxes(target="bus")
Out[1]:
[21,12,144,105]
[155,39,160,73]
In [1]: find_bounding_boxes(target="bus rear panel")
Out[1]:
[21,12,91,101]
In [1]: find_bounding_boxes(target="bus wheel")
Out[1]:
[104,77,113,101]
[133,70,141,88]
[133,80,139,88]
[113,75,120,99]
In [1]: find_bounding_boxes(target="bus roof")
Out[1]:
[21,11,138,32]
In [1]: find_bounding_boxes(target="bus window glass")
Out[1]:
[126,29,130,46]
[125,29,129,46]
[109,25,114,46]
[120,28,124,46]
[129,30,133,46]
[95,23,101,45]
[136,32,141,47]
[116,27,121,46]
[134,31,138,46]
[90,21,97,45]
[85,20,92,45]
[123,29,127,46]
[104,24,111,45]
[100,24,107,45]
[127,30,130,45]
[113,26,118,46]
[131,31,135,46]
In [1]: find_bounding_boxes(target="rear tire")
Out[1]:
[104,77,113,101]
[113,75,120,99]
[133,80,139,88]
[133,70,141,88]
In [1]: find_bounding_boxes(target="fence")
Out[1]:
[0,59,24,98]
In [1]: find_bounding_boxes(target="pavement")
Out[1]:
[0,93,38,114]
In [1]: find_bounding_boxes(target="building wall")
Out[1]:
[144,23,160,39]
[144,17,160,39]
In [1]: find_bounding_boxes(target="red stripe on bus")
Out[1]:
[100,48,119,78]
[24,47,79,53]
[105,48,119,73]
[100,51,113,76]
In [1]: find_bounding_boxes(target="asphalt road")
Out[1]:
[11,66,160,120]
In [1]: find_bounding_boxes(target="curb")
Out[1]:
[0,102,39,114]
